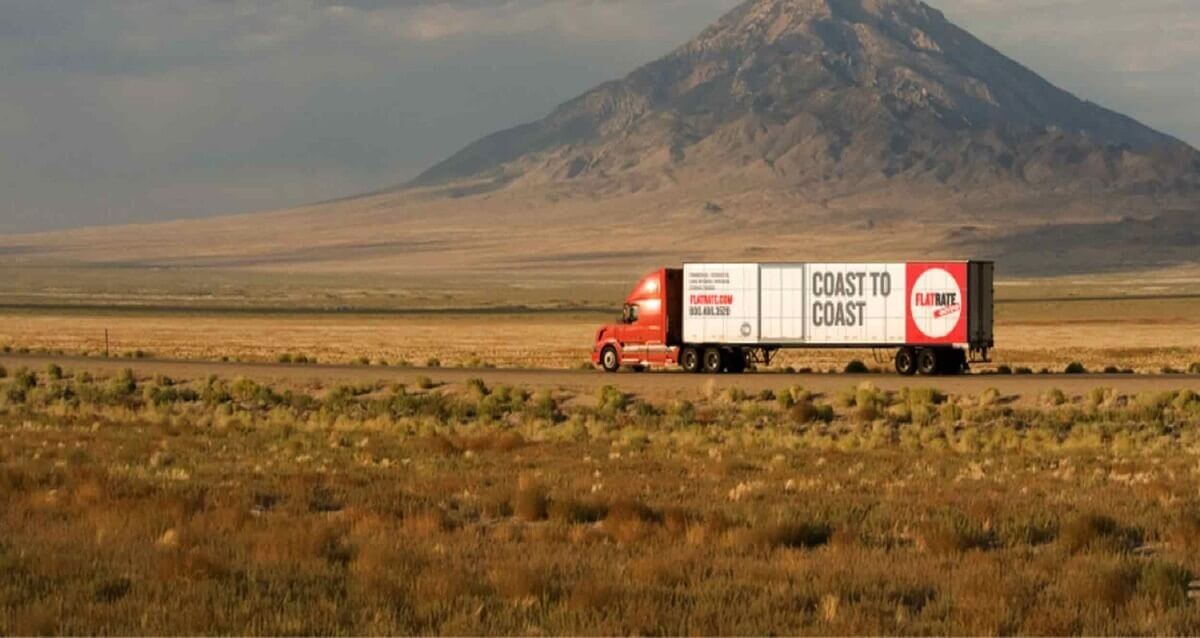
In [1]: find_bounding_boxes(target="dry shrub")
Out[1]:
[403,508,453,536]
[1061,560,1139,611]
[249,519,353,566]
[479,487,513,519]
[568,524,608,546]
[604,499,660,544]
[687,511,735,546]
[548,496,607,524]
[1166,509,1200,551]
[422,435,460,456]
[1137,560,1191,607]
[513,486,549,522]
[1058,513,1137,554]
[155,548,229,581]
[916,516,992,555]
[9,603,58,636]
[828,526,860,551]
[413,567,474,603]
[459,431,526,453]
[662,507,692,537]
[351,541,423,584]
[567,580,621,610]
[629,555,690,588]
[747,521,831,550]
[489,564,551,601]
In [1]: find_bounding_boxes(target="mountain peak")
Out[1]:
[411,0,1197,193]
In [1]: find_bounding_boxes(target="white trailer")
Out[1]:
[679,261,993,375]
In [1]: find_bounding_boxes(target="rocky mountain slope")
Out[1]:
[413,0,1200,200]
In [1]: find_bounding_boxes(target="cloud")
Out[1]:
[0,0,1197,233]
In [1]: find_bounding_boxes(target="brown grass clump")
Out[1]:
[567,580,621,610]
[1058,513,1137,554]
[512,486,549,522]
[1061,560,1140,611]
[1166,509,1200,551]
[548,496,607,524]
[402,508,454,536]
[746,520,832,550]
[629,554,691,588]
[603,499,660,544]
[489,563,551,601]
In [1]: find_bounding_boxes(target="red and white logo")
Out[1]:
[906,263,967,344]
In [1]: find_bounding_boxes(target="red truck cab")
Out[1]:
[591,268,682,372]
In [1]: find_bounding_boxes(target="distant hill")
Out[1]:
[2,0,1198,279]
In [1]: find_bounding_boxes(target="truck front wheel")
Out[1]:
[600,347,621,373]
[895,348,917,376]
[680,347,701,373]
[702,347,724,374]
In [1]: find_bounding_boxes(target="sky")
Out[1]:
[0,0,1197,233]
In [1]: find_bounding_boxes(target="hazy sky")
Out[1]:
[1,0,1197,233]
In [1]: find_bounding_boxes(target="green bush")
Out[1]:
[1064,362,1087,374]
[415,376,435,390]
[45,363,63,380]
[596,385,628,414]
[425,358,441,368]
[1189,362,1200,374]
[0,364,6,379]
[110,369,137,396]
[995,364,1012,375]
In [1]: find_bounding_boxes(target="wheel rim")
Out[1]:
[705,351,721,372]
[918,351,937,375]
[683,351,697,370]
[603,350,618,369]
[897,350,914,374]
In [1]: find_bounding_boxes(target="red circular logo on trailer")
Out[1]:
[906,263,967,344]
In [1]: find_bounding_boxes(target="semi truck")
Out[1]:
[591,261,994,376]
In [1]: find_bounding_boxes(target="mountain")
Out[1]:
[2,0,1198,282]
[413,0,1200,199]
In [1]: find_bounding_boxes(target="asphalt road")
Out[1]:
[2,354,1197,400]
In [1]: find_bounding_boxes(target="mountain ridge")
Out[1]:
[412,0,1199,196]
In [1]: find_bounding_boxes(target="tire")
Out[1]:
[916,348,939,376]
[679,346,701,374]
[702,347,724,374]
[600,346,620,373]
[895,347,917,376]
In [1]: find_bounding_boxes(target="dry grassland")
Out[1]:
[2,294,1200,373]
[2,366,1200,634]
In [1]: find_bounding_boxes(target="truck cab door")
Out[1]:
[621,303,647,363]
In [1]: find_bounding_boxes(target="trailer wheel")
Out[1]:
[600,346,620,373]
[680,347,701,373]
[702,347,724,374]
[895,348,918,376]
[916,348,939,376]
